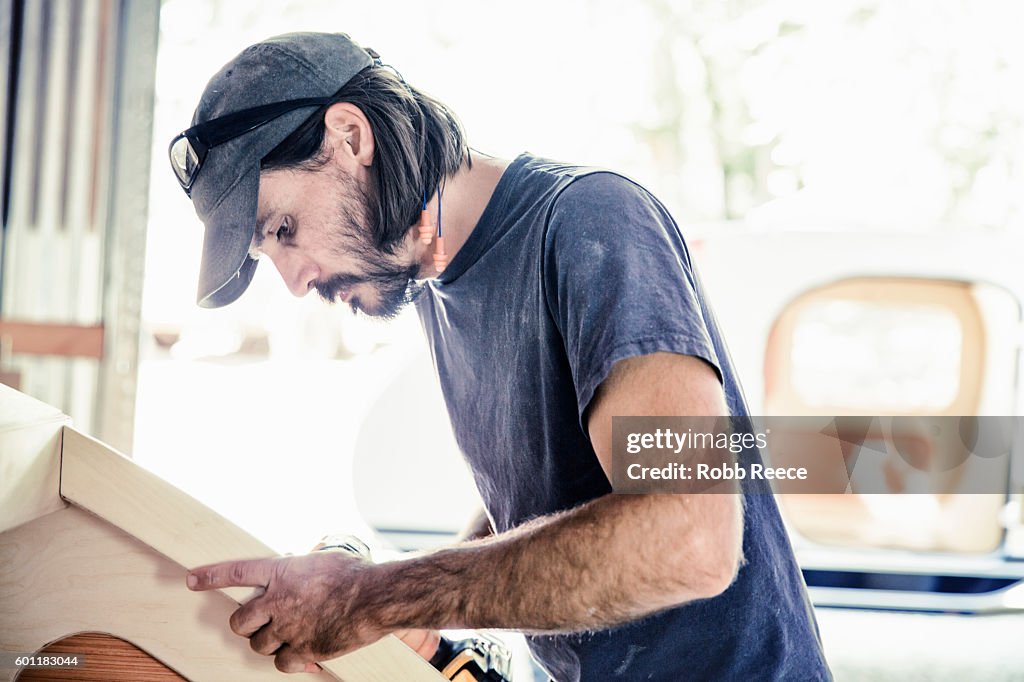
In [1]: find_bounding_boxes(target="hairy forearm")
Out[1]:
[352,492,742,635]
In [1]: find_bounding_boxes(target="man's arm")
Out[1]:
[188,353,744,672]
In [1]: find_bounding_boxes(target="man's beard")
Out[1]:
[313,169,423,320]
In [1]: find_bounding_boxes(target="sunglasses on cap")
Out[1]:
[168,96,331,197]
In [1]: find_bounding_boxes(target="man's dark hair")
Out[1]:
[261,65,469,253]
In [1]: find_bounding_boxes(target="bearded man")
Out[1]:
[173,31,831,682]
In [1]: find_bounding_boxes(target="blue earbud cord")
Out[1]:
[436,181,445,238]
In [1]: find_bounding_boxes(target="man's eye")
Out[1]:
[275,218,291,241]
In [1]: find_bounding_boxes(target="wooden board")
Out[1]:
[1,505,318,682]
[56,427,446,681]
[0,321,104,359]
[0,385,69,534]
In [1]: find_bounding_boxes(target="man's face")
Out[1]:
[253,164,421,319]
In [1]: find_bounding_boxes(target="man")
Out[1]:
[173,32,831,680]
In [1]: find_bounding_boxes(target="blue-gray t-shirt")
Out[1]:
[415,154,831,681]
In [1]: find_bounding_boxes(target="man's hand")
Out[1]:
[310,539,442,663]
[187,552,388,673]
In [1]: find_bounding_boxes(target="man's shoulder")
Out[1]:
[511,154,651,208]
[537,164,680,253]
[549,169,661,217]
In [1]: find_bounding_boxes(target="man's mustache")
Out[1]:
[313,274,364,302]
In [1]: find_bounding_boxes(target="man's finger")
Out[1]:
[230,598,272,637]
[274,644,309,674]
[416,630,441,660]
[186,559,274,591]
[249,623,283,657]
[394,629,441,660]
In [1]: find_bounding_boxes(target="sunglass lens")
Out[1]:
[169,136,201,187]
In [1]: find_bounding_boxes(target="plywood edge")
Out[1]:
[59,427,446,681]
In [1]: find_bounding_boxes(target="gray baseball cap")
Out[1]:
[176,32,375,308]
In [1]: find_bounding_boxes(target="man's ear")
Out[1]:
[323,102,374,168]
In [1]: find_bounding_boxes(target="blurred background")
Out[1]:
[2,0,1023,679]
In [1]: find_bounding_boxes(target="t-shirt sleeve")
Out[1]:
[543,172,723,423]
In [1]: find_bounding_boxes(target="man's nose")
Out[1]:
[269,252,319,297]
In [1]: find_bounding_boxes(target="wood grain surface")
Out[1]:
[16,632,187,681]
